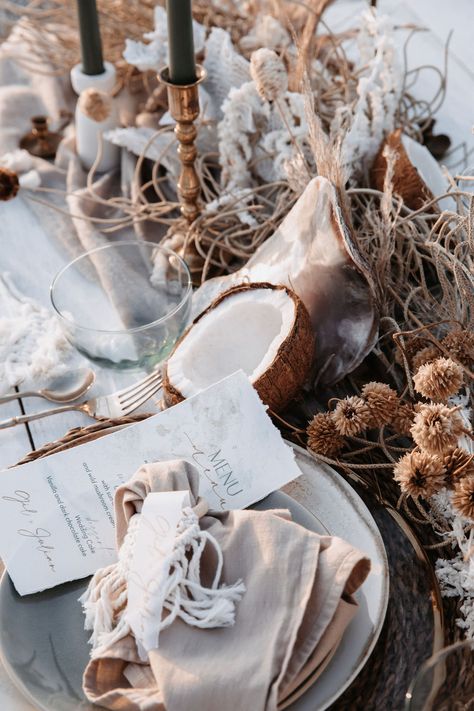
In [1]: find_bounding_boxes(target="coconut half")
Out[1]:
[163,283,314,412]
[371,129,454,211]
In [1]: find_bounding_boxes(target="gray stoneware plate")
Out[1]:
[0,446,389,711]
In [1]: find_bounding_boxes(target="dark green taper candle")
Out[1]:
[77,0,105,76]
[166,0,196,85]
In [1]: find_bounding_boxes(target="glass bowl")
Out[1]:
[50,241,192,370]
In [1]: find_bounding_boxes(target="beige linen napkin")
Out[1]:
[82,460,370,711]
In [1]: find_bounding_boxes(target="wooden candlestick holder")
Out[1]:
[159,65,206,223]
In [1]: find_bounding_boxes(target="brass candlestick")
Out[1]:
[159,65,206,223]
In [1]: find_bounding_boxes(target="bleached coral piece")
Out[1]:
[106,124,217,177]
[105,127,180,177]
[218,78,309,189]
[203,28,251,119]
[204,187,257,227]
[18,170,41,189]
[123,6,206,73]
[331,10,402,176]
[218,81,265,190]
[0,148,34,173]
[240,14,291,52]
[432,400,474,639]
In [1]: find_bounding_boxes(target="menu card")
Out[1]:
[0,371,301,595]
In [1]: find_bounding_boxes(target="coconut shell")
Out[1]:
[163,282,315,412]
[191,177,378,386]
[370,129,434,210]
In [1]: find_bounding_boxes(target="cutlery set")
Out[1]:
[0,368,162,429]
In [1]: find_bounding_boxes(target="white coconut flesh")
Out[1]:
[401,134,454,211]
[166,288,296,397]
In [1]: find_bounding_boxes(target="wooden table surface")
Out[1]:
[0,0,472,708]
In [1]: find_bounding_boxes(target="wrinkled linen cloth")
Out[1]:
[81,459,371,711]
[0,29,167,391]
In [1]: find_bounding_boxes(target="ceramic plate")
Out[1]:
[0,447,389,711]
[283,445,389,710]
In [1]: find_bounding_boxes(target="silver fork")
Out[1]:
[0,370,163,429]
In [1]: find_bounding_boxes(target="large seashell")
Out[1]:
[191,176,378,385]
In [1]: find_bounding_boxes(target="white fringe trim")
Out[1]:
[80,507,245,655]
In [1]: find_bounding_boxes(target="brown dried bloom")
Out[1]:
[250,48,288,101]
[392,401,415,436]
[361,382,398,427]
[394,337,430,368]
[307,413,345,458]
[0,167,19,201]
[441,331,474,370]
[410,403,465,454]
[412,345,441,371]
[413,357,464,402]
[451,476,474,520]
[394,450,446,498]
[443,448,474,487]
[331,396,371,436]
[78,88,112,122]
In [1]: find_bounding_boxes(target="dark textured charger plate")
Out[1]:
[329,483,443,710]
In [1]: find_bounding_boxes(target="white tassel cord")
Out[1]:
[80,514,140,651]
[157,507,245,633]
[80,508,245,655]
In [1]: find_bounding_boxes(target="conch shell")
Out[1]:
[192,176,378,385]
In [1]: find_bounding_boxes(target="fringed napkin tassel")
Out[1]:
[80,507,245,654]
[80,515,140,651]
[157,507,246,633]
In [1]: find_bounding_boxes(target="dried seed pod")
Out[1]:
[78,88,112,122]
[392,401,415,437]
[413,357,464,402]
[443,448,474,487]
[441,331,474,370]
[410,403,464,455]
[361,381,399,427]
[394,450,446,498]
[307,412,345,458]
[250,48,288,102]
[331,396,371,437]
[0,167,20,201]
[412,345,442,371]
[451,476,474,520]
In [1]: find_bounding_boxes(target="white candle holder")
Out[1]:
[70,61,120,173]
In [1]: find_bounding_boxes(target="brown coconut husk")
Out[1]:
[163,282,315,412]
[370,129,434,210]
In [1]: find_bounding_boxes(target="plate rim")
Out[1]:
[284,443,390,710]
[0,489,326,711]
[0,438,389,711]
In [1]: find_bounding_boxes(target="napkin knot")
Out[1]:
[81,504,245,657]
